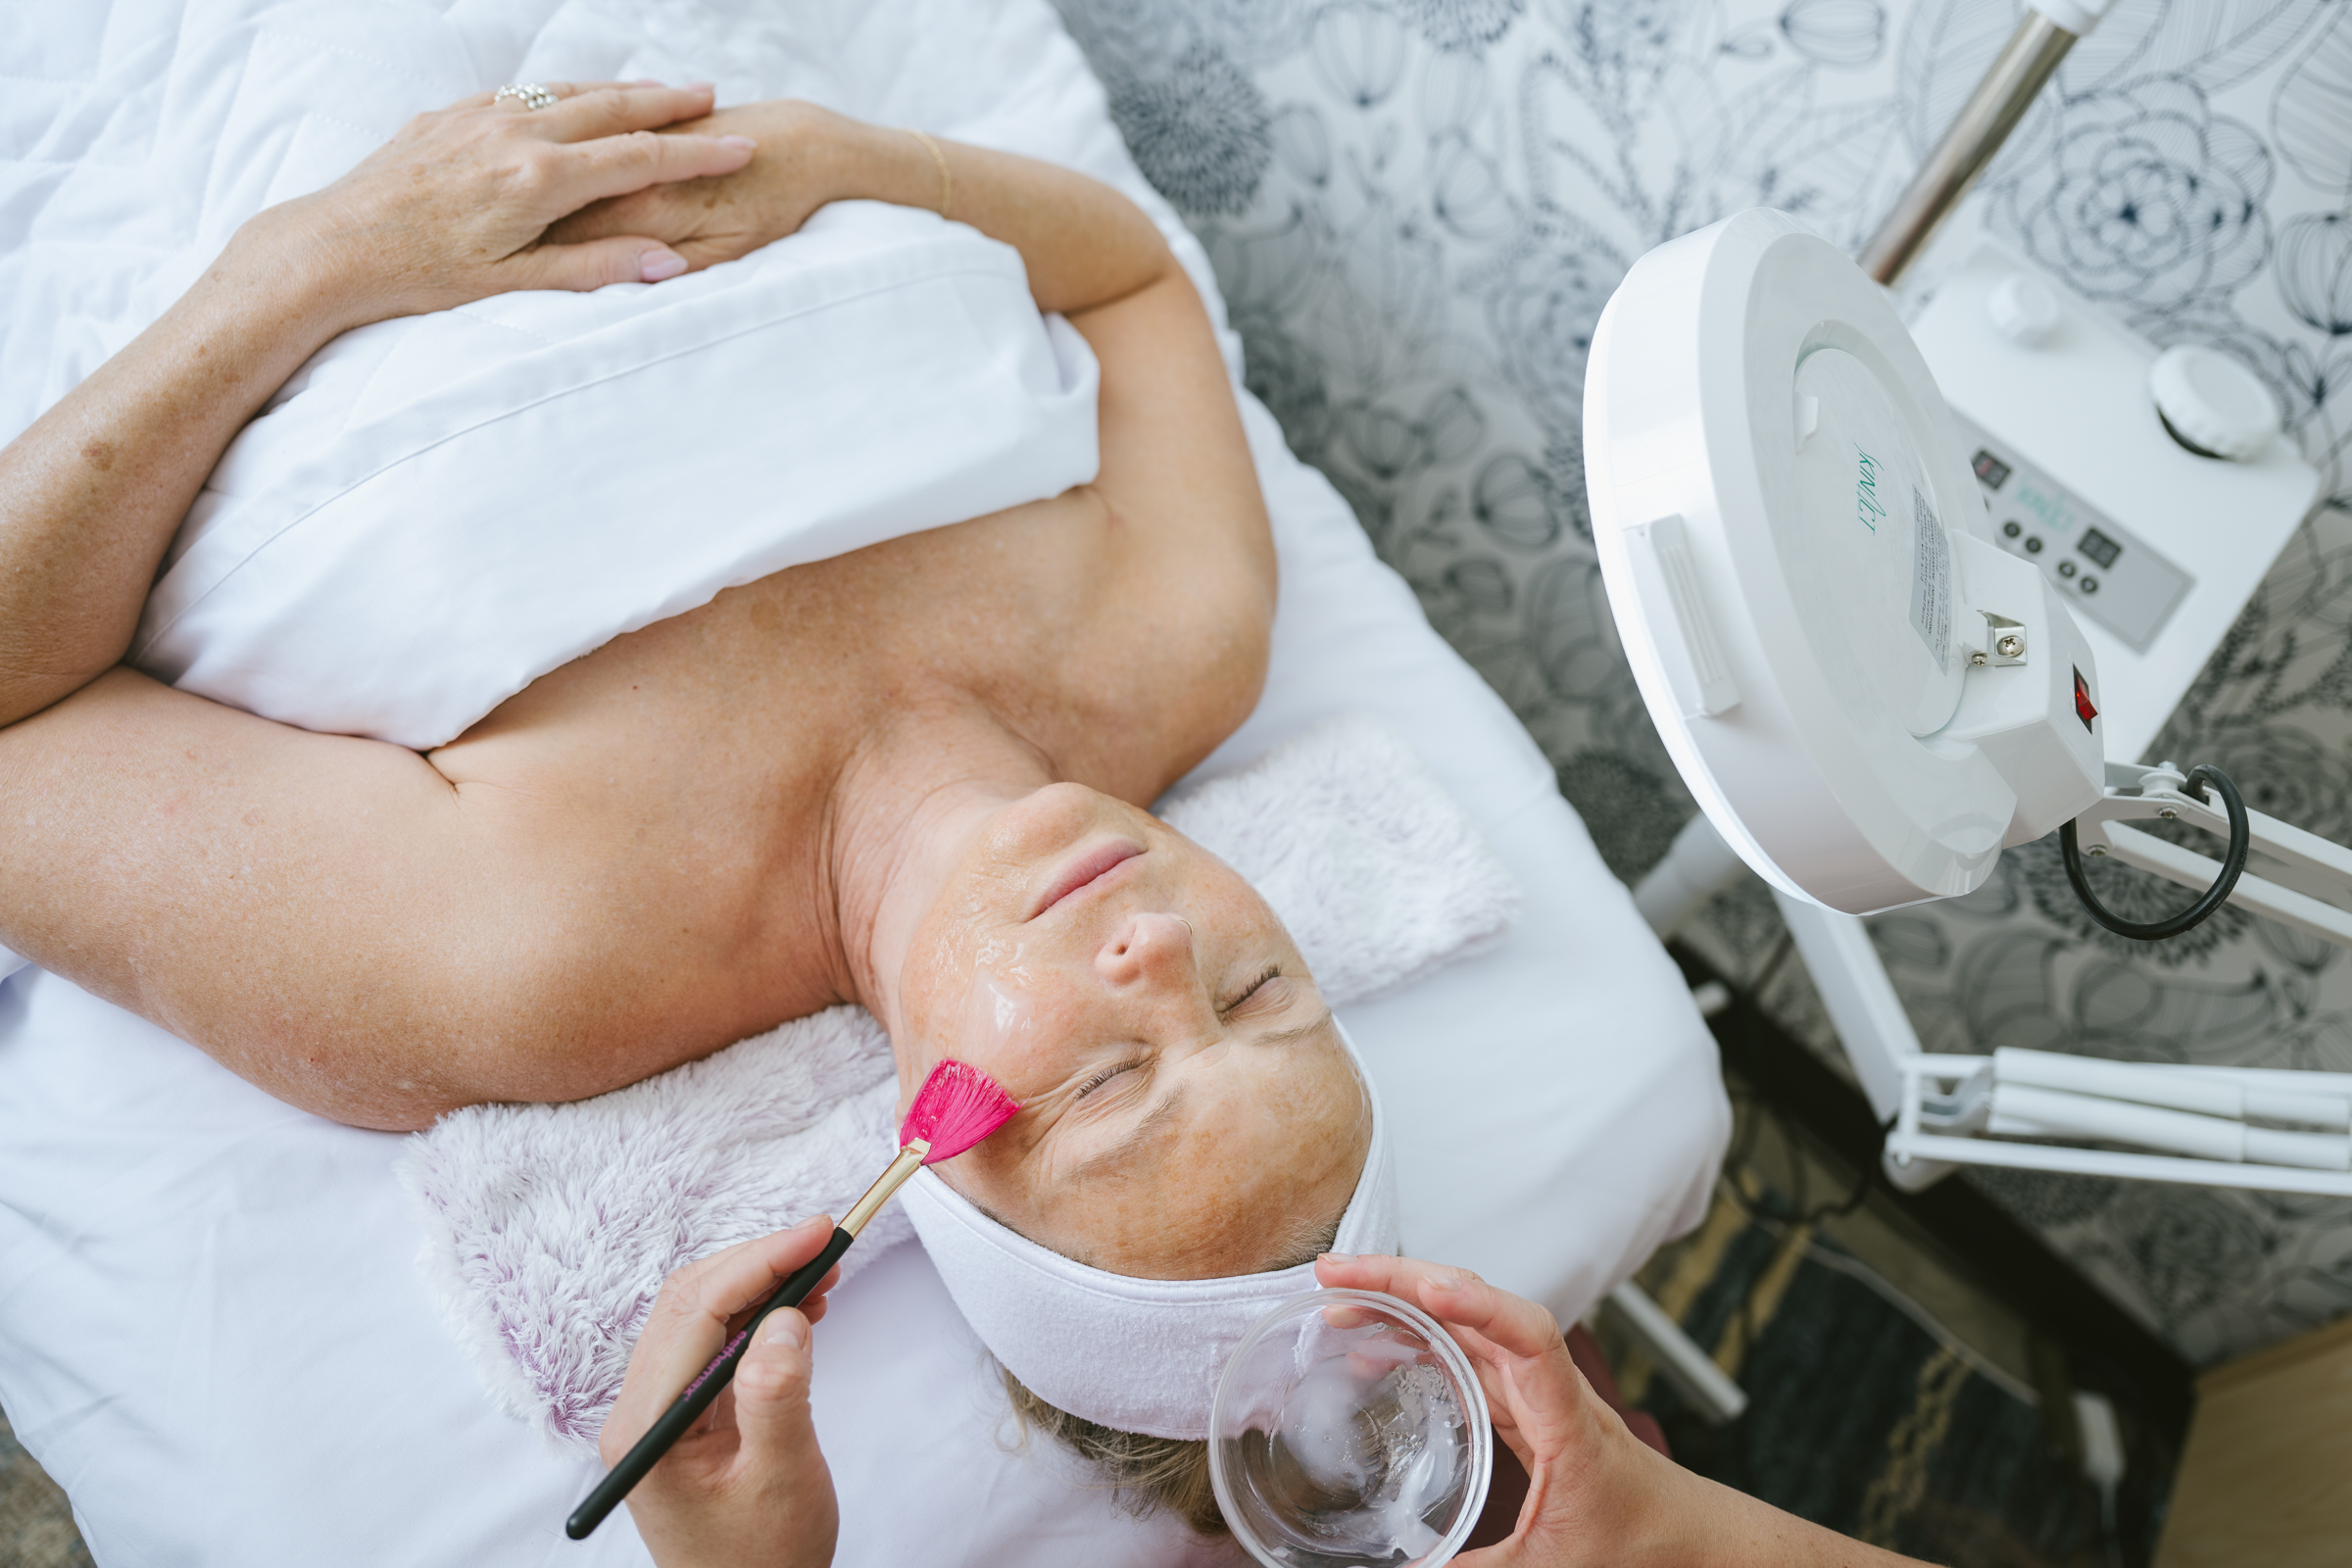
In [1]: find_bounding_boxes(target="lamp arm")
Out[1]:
[2073,763,2352,949]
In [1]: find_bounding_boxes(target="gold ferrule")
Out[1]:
[841,1141,929,1237]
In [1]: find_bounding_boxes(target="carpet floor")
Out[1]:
[1597,1092,2181,1568]
[0,1405,91,1568]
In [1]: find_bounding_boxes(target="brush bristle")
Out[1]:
[900,1059,1020,1163]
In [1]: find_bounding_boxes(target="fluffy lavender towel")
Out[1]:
[395,714,1519,1448]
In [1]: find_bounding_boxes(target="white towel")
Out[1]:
[395,714,1520,1448]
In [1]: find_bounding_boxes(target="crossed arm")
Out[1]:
[0,87,1250,1124]
[0,84,764,1116]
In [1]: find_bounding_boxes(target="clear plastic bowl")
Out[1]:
[1208,1289,1493,1568]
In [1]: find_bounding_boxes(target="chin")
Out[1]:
[984,781,1130,862]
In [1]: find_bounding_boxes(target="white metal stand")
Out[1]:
[1603,1282,1749,1426]
[1638,763,2352,1199]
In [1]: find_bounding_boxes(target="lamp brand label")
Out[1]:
[1855,447,1886,533]
[1909,487,1951,675]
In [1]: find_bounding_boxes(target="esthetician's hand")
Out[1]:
[605,1217,845,1568]
[259,81,757,328]
[1313,1254,1931,1568]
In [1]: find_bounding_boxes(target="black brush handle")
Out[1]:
[566,1225,856,1541]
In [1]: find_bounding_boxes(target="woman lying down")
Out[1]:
[0,74,1373,1517]
[0,85,1923,1565]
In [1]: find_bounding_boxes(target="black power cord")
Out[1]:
[2059,763,2250,941]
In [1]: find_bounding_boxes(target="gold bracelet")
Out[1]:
[906,128,952,220]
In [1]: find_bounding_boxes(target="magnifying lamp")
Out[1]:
[1587,208,2352,1197]
[1587,207,2114,917]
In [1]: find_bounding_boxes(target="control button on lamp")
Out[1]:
[2076,527,2124,569]
[1986,272,2063,347]
[2001,520,2021,538]
[2150,345,2278,462]
[2081,576,2099,594]
[2058,561,2076,578]
[2024,535,2043,554]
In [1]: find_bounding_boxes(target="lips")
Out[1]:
[1029,840,1144,919]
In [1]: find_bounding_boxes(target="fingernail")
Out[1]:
[1428,1270,1471,1293]
[718,134,757,151]
[1318,1251,1356,1265]
[759,1312,807,1349]
[638,248,687,283]
[687,80,715,91]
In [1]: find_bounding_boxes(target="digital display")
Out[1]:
[2078,527,2123,569]
[1972,449,2012,489]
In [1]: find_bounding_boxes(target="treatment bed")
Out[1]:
[0,1,1729,1563]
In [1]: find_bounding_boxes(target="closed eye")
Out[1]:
[1074,1058,1143,1099]
[1217,964,1280,1015]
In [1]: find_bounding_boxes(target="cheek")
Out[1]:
[955,973,1103,1087]
[1250,1047,1351,1128]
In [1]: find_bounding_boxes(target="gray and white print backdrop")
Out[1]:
[1051,0,2352,1367]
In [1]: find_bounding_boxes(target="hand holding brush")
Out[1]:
[593,1217,847,1567]
[568,1059,1019,1542]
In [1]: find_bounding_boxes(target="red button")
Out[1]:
[2073,666,2098,731]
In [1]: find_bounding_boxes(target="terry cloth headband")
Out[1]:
[896,1019,1398,1442]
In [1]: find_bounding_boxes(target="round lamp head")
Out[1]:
[1583,210,2106,913]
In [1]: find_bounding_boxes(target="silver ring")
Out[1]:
[493,82,560,112]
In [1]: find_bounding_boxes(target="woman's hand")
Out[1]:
[601,1217,846,1568]
[545,100,864,273]
[262,81,759,328]
[1315,1253,1668,1568]
[554,100,1178,315]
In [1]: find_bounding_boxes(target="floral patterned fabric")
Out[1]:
[1051,0,2352,1366]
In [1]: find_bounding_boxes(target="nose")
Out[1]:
[1095,910,1201,995]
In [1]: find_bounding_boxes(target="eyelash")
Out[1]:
[1218,965,1281,1014]
[1075,1059,1141,1099]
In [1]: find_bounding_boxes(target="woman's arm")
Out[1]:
[548,102,1177,315]
[0,81,754,729]
[0,84,767,1123]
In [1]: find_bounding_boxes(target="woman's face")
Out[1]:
[895,782,1370,1280]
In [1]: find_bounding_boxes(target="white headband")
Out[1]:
[896,1021,1398,1441]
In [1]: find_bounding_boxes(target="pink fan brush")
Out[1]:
[568,1058,1019,1540]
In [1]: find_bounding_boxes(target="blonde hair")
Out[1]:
[993,1216,1346,1537]
[1002,1367,1225,1535]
